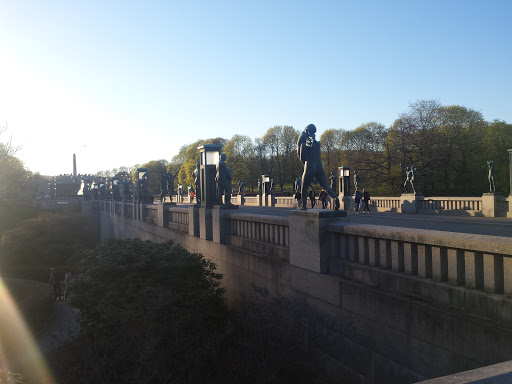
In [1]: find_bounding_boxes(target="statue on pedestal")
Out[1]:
[487,160,496,193]
[354,170,360,189]
[329,171,336,193]
[192,162,201,204]
[216,153,234,205]
[400,164,417,194]
[297,124,340,210]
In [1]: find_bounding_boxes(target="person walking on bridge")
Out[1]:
[362,188,371,213]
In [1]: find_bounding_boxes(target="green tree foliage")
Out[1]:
[320,128,344,177]
[223,134,259,191]
[66,239,227,383]
[262,125,301,191]
[0,212,99,281]
[140,159,168,196]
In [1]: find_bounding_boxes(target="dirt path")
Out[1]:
[37,300,79,353]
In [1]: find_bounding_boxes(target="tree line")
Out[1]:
[141,100,509,197]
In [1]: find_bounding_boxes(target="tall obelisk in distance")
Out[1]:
[73,153,77,178]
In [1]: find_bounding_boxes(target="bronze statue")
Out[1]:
[400,164,417,194]
[238,180,244,194]
[297,124,340,210]
[160,170,168,202]
[354,170,360,189]
[329,171,336,193]
[192,162,200,204]
[167,168,180,196]
[487,160,496,192]
[216,153,234,205]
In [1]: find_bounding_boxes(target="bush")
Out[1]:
[0,212,99,281]
[64,239,227,383]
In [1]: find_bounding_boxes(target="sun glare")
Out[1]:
[0,278,55,384]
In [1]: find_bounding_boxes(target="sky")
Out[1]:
[0,1,511,176]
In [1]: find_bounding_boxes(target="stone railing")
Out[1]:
[243,196,259,206]
[168,207,189,233]
[369,197,401,212]
[226,213,289,262]
[419,196,482,214]
[144,205,158,225]
[327,222,512,323]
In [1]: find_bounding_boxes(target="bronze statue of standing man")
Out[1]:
[297,124,340,210]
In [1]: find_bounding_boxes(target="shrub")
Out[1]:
[65,239,227,383]
[0,212,99,281]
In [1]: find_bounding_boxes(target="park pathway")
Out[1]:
[37,300,79,353]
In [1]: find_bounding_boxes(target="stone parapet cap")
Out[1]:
[328,223,512,255]
[225,213,289,226]
[291,210,347,219]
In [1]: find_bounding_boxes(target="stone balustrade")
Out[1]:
[327,222,512,324]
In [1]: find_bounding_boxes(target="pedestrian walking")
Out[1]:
[319,190,328,209]
[294,190,302,209]
[362,188,371,213]
[354,187,363,214]
[308,187,316,209]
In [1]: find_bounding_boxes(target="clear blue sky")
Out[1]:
[0,1,511,176]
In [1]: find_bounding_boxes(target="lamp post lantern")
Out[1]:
[198,144,222,208]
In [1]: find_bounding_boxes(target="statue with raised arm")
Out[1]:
[167,168,180,196]
[400,163,417,194]
[216,153,234,205]
[487,160,496,192]
[297,124,340,210]
[238,180,244,194]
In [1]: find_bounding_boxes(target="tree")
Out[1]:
[223,135,259,191]
[262,125,300,191]
[67,239,226,383]
[140,159,168,196]
[320,129,344,176]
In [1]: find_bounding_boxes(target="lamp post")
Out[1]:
[111,177,119,201]
[338,166,351,210]
[198,144,222,208]
[508,149,512,196]
[136,168,147,202]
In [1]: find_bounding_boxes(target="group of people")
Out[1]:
[354,187,371,214]
[49,268,73,301]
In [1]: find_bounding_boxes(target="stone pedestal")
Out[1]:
[482,192,500,217]
[236,195,245,206]
[157,202,172,227]
[177,194,183,203]
[199,207,213,240]
[289,210,348,273]
[257,194,262,207]
[212,205,239,244]
[400,194,424,213]
[262,194,270,207]
[508,196,512,219]
[188,205,200,237]
[341,196,352,211]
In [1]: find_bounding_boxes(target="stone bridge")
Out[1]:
[84,199,512,384]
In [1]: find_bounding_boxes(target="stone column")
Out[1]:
[289,210,348,273]
[400,194,424,213]
[236,194,245,206]
[157,202,172,228]
[212,205,238,244]
[482,193,499,217]
[188,205,200,237]
[199,207,213,240]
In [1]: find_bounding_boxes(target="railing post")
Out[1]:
[289,210,347,273]
[212,205,238,244]
[188,206,200,237]
[483,253,504,293]
[157,202,171,228]
[465,251,483,290]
